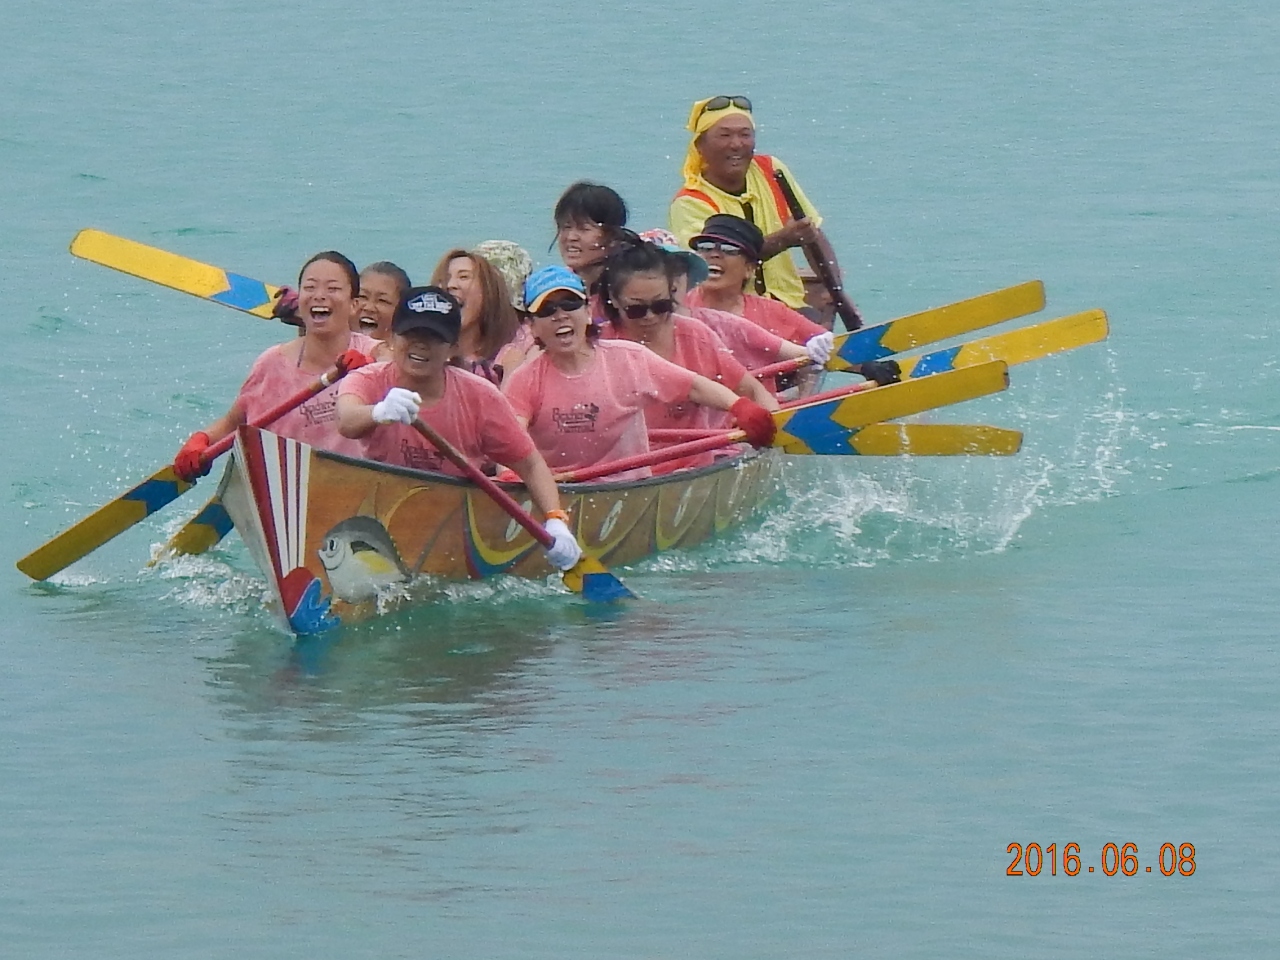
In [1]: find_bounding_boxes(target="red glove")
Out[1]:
[336,348,374,374]
[174,431,212,482]
[271,286,300,327]
[730,397,777,449]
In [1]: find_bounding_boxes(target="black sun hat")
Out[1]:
[689,214,765,263]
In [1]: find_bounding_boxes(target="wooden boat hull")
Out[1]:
[222,425,777,634]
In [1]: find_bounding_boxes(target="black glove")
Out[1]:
[858,360,901,386]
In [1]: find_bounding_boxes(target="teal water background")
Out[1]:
[4,1,1278,956]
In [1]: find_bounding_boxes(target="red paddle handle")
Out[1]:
[411,419,554,549]
[204,365,344,461]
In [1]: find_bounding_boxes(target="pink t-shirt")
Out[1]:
[502,339,696,481]
[236,332,380,457]
[339,362,535,476]
[685,289,827,344]
[685,305,784,374]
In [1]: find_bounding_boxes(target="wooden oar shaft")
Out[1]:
[204,366,342,461]
[648,428,727,442]
[17,364,347,581]
[752,355,808,380]
[557,381,877,483]
[780,381,875,410]
[554,430,746,484]
[773,169,862,330]
[410,419,554,549]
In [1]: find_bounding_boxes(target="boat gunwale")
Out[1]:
[309,445,764,494]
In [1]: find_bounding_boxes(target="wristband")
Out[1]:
[545,510,570,523]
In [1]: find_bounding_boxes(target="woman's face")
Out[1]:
[556,218,608,274]
[298,259,357,335]
[355,271,399,340]
[670,272,690,310]
[697,244,754,296]
[391,330,455,381]
[611,271,675,337]
[445,256,481,329]
[529,292,591,357]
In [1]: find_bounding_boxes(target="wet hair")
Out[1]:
[360,261,412,300]
[598,239,674,325]
[429,249,520,362]
[298,250,360,295]
[553,181,628,232]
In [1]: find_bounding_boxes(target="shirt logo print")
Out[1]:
[300,395,338,425]
[551,402,600,434]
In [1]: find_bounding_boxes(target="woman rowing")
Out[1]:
[173,251,381,480]
[428,248,520,384]
[335,286,582,570]
[639,228,818,393]
[597,239,779,470]
[354,261,412,340]
[684,214,900,387]
[502,266,776,482]
[683,214,832,345]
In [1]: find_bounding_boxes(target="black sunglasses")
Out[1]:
[691,239,749,256]
[618,298,675,321]
[697,96,752,121]
[531,294,586,319]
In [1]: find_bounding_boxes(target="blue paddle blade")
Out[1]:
[561,556,636,602]
[579,571,638,603]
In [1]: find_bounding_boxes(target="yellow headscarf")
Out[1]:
[682,97,756,187]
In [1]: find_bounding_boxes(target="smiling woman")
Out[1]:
[501,265,777,482]
[427,248,519,383]
[334,285,581,570]
[355,261,411,340]
[170,251,384,480]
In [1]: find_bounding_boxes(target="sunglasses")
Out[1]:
[691,239,749,256]
[531,294,586,319]
[697,95,753,121]
[618,298,675,321]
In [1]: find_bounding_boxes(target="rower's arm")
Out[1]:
[335,394,377,439]
[202,401,246,445]
[736,373,780,411]
[507,450,565,519]
[687,375,741,412]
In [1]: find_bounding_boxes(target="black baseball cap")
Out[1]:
[690,214,765,263]
[392,286,462,342]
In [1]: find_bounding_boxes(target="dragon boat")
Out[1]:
[219,424,775,634]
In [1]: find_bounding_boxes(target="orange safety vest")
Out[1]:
[673,155,796,226]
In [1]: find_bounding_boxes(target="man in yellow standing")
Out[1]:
[668,96,845,319]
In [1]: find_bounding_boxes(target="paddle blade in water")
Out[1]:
[17,466,195,581]
[562,557,637,602]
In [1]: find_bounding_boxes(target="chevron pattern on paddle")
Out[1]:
[772,361,1010,454]
[70,229,281,319]
[827,279,1046,370]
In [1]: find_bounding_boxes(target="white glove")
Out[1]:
[543,517,583,571]
[371,387,422,425]
[805,330,835,366]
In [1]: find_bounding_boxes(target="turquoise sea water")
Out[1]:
[4,1,1278,956]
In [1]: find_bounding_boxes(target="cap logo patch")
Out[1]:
[407,292,452,314]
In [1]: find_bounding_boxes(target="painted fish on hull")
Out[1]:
[317,516,410,603]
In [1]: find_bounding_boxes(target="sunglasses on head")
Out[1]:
[691,239,749,256]
[618,298,675,321]
[697,95,752,121]
[531,294,586,319]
